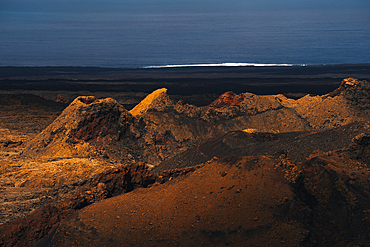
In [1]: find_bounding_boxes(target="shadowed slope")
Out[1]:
[0,163,201,247]
[155,121,370,172]
[46,133,370,246]
[47,156,309,247]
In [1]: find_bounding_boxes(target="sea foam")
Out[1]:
[143,63,305,68]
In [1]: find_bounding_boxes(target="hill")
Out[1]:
[1,77,370,246]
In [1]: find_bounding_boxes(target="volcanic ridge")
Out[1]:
[1,78,370,246]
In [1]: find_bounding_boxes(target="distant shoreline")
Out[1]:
[1,63,369,69]
[0,64,369,96]
[0,63,369,77]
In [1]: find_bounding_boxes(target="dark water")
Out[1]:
[0,0,369,68]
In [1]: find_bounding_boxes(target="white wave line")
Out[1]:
[143,63,306,68]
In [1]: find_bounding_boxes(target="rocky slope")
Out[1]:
[21,96,142,161]
[155,121,370,172]
[0,163,200,247]
[21,78,370,167]
[2,77,370,246]
[10,77,370,191]
[2,132,370,246]
[174,78,370,132]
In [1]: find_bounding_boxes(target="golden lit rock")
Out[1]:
[129,88,172,116]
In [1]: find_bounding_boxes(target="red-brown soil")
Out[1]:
[2,137,370,246]
[47,156,307,247]
[38,145,370,246]
[0,163,200,247]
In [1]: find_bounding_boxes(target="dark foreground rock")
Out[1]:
[155,121,370,172]
[1,133,370,246]
[0,163,200,247]
[46,134,370,247]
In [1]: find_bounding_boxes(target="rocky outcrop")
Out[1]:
[0,163,201,247]
[0,128,23,149]
[3,78,370,246]
[174,78,370,132]
[175,91,284,121]
[286,78,370,129]
[155,121,370,172]
[293,140,370,245]
[129,88,173,116]
[8,137,370,247]
[20,94,212,166]
[326,78,366,97]
[20,78,370,164]
[21,96,143,161]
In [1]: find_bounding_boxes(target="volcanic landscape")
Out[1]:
[1,65,370,246]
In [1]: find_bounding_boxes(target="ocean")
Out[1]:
[0,0,369,68]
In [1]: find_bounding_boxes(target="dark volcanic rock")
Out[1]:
[20,93,213,166]
[3,78,370,246]
[20,78,370,165]
[207,91,246,108]
[0,163,156,247]
[297,156,370,245]
[155,121,370,172]
[38,144,370,246]
[0,94,67,136]
[21,96,144,161]
[0,162,204,247]
[174,78,370,131]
